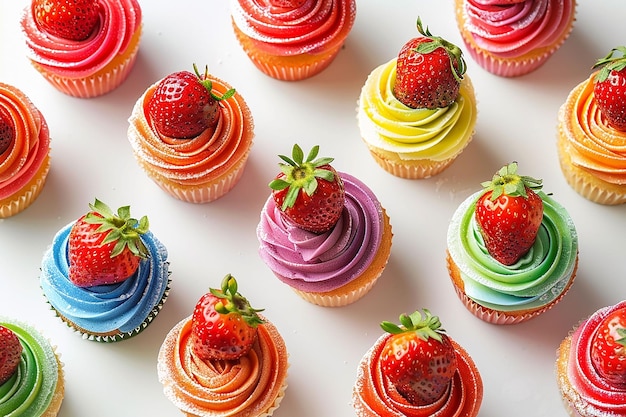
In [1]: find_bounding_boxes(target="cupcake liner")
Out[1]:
[144,151,250,204]
[0,154,51,218]
[461,39,552,77]
[46,272,171,343]
[290,274,380,307]
[32,29,141,98]
[368,149,457,179]
[446,252,578,325]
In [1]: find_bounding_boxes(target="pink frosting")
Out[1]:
[230,0,356,55]
[257,172,383,293]
[462,0,574,58]
[21,0,141,78]
[564,300,626,415]
[0,83,50,200]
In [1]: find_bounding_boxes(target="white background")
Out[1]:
[1,1,626,416]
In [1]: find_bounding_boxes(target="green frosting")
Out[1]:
[447,191,578,312]
[0,319,59,417]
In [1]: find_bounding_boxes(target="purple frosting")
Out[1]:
[257,172,385,293]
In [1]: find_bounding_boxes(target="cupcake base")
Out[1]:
[288,208,392,307]
[446,251,578,325]
[0,153,51,218]
[137,149,251,204]
[366,149,460,179]
[557,128,626,205]
[556,334,587,417]
[31,26,142,98]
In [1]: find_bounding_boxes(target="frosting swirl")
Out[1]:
[257,172,384,293]
[127,77,253,189]
[21,0,142,78]
[559,73,626,186]
[40,223,170,339]
[558,301,626,415]
[0,83,50,202]
[357,59,476,162]
[353,333,482,417]
[461,0,575,58]
[447,191,578,312]
[157,316,288,417]
[0,318,62,417]
[231,0,356,56]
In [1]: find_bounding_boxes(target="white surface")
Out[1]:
[1,1,626,416]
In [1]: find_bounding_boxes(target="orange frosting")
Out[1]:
[353,334,482,417]
[559,73,626,185]
[158,316,288,417]
[0,83,50,202]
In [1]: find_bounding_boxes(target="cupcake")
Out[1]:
[446,162,579,325]
[0,318,64,416]
[158,274,288,417]
[0,83,51,218]
[454,0,576,77]
[40,199,170,342]
[556,300,626,416]
[257,144,393,307]
[557,47,626,205]
[357,18,477,179]
[230,0,356,81]
[128,65,254,203]
[21,0,142,98]
[352,309,483,416]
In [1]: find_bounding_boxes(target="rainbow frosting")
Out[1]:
[357,58,476,164]
[257,172,385,293]
[447,190,578,314]
[0,318,63,417]
[557,300,626,416]
[230,0,356,56]
[0,83,50,218]
[459,0,574,59]
[21,0,141,79]
[157,315,288,416]
[40,222,170,342]
[353,333,483,416]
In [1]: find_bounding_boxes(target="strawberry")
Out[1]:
[393,17,466,110]
[592,46,626,131]
[191,274,264,361]
[475,162,544,266]
[591,307,626,387]
[379,309,457,406]
[147,64,236,139]
[0,325,22,385]
[0,108,14,155]
[33,0,100,42]
[68,199,149,287]
[269,144,345,233]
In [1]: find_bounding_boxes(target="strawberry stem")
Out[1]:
[84,199,149,259]
[415,17,466,83]
[269,144,335,210]
[192,63,236,102]
[593,46,626,83]
[210,274,265,327]
[380,309,445,342]
[480,162,542,201]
